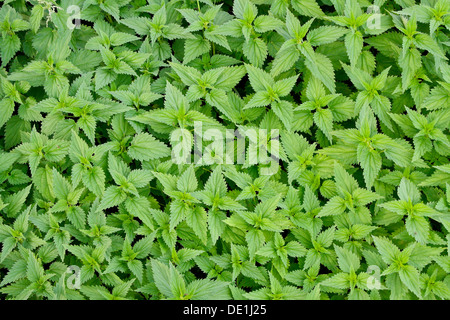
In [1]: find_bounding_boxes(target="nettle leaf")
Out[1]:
[127,133,171,161]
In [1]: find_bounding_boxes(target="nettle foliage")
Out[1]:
[0,0,449,301]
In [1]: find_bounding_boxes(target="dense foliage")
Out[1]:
[0,0,449,300]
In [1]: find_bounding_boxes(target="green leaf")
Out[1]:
[98,186,127,211]
[304,52,336,93]
[398,265,422,299]
[186,206,208,244]
[272,100,294,131]
[177,166,198,193]
[372,236,400,265]
[184,35,211,64]
[0,98,15,129]
[357,144,382,189]
[405,215,429,244]
[334,245,360,273]
[245,64,274,92]
[128,133,170,161]
[317,196,346,217]
[291,0,325,18]
[270,40,300,77]
[307,26,348,46]
[243,38,268,68]
[82,166,106,197]
[345,30,364,66]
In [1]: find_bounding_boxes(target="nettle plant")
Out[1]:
[0,0,449,301]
